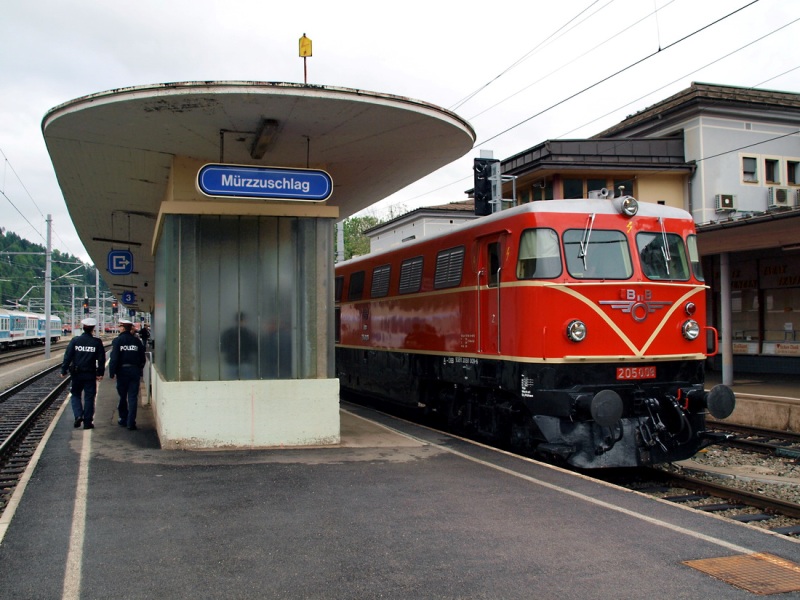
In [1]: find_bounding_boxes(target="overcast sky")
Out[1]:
[2,0,799,263]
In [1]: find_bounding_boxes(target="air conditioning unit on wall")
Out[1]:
[768,186,790,209]
[715,194,736,212]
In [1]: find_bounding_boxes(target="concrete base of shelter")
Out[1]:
[150,367,340,449]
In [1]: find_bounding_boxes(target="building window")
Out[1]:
[743,156,758,183]
[788,161,799,185]
[765,159,780,184]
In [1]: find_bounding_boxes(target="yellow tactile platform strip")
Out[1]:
[684,553,800,595]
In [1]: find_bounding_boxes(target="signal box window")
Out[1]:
[399,257,424,294]
[347,271,365,301]
[742,156,758,183]
[434,246,465,289]
[517,228,562,279]
[371,264,391,298]
[564,229,632,280]
[563,178,583,199]
[636,232,690,281]
[587,178,607,196]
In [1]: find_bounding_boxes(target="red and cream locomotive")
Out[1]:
[335,197,734,468]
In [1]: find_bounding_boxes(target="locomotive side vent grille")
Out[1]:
[399,256,424,294]
[370,264,391,298]
[434,246,465,289]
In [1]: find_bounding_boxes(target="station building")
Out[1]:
[495,82,800,379]
[366,83,800,379]
[42,81,475,450]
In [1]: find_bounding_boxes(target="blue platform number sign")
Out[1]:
[197,164,333,202]
[107,250,133,275]
[121,291,136,304]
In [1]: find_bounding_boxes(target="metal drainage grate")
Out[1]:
[684,553,800,595]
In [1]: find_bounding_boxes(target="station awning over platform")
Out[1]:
[42,82,476,312]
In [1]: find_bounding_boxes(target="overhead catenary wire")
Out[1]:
[359,0,776,219]
[450,0,612,112]
[477,0,761,147]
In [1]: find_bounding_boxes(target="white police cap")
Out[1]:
[119,318,133,325]
[82,317,97,327]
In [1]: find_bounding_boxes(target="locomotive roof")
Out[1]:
[338,198,693,267]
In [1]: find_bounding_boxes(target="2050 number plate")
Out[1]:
[616,366,656,380]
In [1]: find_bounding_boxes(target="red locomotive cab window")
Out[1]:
[636,232,690,281]
[334,276,344,303]
[517,228,562,279]
[687,235,704,281]
[564,229,633,280]
[487,242,501,287]
[347,271,365,301]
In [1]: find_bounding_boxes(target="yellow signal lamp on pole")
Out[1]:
[299,34,312,84]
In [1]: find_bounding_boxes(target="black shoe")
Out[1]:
[118,419,126,427]
[83,423,94,430]
[127,425,137,431]
[74,418,82,428]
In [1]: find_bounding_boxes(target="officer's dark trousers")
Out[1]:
[70,373,97,424]
[116,366,141,428]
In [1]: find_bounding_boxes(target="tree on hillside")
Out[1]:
[0,229,103,315]
[338,215,382,261]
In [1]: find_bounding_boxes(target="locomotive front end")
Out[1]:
[514,197,735,468]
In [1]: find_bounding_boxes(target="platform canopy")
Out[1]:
[42,82,476,312]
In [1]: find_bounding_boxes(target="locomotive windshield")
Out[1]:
[637,232,691,281]
[563,229,633,279]
[516,228,562,279]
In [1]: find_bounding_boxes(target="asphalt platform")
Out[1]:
[3,368,800,598]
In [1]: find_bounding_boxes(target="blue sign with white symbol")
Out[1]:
[197,164,333,202]
[107,250,133,275]
[121,291,136,304]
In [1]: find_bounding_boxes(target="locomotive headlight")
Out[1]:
[681,319,700,340]
[613,195,639,217]
[566,320,587,342]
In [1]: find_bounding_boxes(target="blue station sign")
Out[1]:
[197,164,333,202]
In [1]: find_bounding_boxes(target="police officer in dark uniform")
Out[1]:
[60,317,105,429]
[109,317,146,430]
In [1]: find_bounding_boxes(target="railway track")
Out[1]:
[710,422,800,458]
[596,466,800,537]
[0,365,70,517]
[0,342,70,368]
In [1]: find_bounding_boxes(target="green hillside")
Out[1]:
[0,228,109,319]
